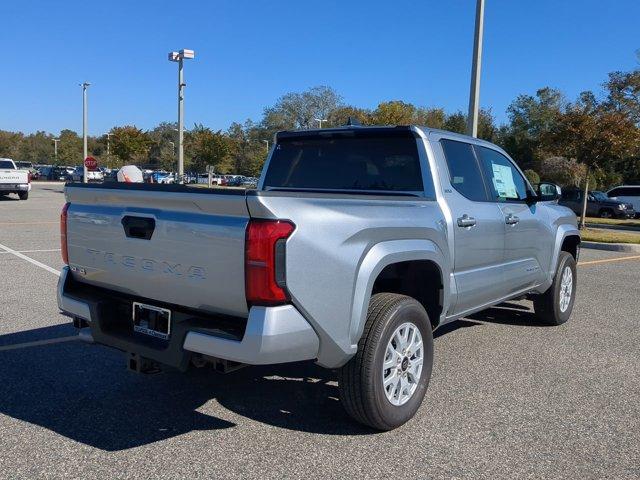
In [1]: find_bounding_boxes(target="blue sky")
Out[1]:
[2,0,638,135]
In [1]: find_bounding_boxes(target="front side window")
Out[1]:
[440,139,488,201]
[475,146,530,202]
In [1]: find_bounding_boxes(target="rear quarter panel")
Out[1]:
[247,192,450,367]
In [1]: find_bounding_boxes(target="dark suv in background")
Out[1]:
[560,188,635,219]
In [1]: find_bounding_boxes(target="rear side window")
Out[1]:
[263,131,425,193]
[475,146,530,202]
[0,160,14,169]
[440,139,488,201]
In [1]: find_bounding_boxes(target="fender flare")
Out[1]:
[543,225,581,290]
[348,239,450,349]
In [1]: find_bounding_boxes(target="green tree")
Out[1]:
[523,169,540,185]
[372,101,417,125]
[261,86,342,132]
[0,130,24,159]
[499,87,565,171]
[56,129,83,166]
[604,69,640,124]
[185,124,230,173]
[110,126,152,165]
[544,91,640,227]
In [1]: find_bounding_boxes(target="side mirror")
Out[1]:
[537,182,561,202]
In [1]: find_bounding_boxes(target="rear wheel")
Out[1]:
[598,208,613,218]
[18,191,28,200]
[533,251,577,325]
[339,293,434,430]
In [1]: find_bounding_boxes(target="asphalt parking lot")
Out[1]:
[1,183,639,479]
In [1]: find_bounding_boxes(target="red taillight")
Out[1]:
[60,202,70,264]
[245,219,295,306]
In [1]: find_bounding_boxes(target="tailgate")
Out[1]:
[0,170,28,184]
[65,184,250,317]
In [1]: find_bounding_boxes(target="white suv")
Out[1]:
[607,186,640,218]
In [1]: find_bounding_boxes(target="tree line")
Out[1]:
[1,69,638,188]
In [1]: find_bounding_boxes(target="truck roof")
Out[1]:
[275,125,498,148]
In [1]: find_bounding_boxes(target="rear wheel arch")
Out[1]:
[348,240,449,348]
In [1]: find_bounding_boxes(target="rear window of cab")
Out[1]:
[263,130,431,195]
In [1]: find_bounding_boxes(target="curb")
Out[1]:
[585,223,640,233]
[581,241,640,253]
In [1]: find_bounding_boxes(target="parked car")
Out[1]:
[58,125,580,431]
[15,161,39,180]
[70,166,104,183]
[103,170,119,183]
[39,166,69,181]
[560,188,635,219]
[0,158,31,199]
[607,185,640,218]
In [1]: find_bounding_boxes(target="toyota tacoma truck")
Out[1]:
[0,158,31,200]
[57,126,580,430]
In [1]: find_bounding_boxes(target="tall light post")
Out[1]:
[53,138,60,163]
[106,133,113,168]
[314,118,327,129]
[168,49,195,183]
[262,140,269,154]
[466,0,485,138]
[80,82,90,182]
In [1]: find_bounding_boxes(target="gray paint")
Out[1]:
[60,125,580,369]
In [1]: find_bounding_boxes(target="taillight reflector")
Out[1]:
[61,202,70,264]
[245,219,295,306]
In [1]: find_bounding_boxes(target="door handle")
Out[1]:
[505,214,520,225]
[457,214,477,228]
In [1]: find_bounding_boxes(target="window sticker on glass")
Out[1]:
[491,163,518,199]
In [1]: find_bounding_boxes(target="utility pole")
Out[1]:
[106,133,112,168]
[53,138,60,163]
[81,82,90,182]
[168,49,195,183]
[466,0,485,138]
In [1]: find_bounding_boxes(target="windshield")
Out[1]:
[263,131,425,193]
[0,160,15,169]
[591,191,608,201]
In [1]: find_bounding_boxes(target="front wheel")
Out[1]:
[533,251,577,325]
[339,293,434,431]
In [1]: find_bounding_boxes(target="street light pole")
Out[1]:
[262,140,269,153]
[466,0,485,138]
[168,49,195,183]
[314,118,327,129]
[106,133,112,167]
[53,138,60,163]
[81,82,90,182]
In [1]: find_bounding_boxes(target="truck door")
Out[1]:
[437,139,506,315]
[474,145,550,294]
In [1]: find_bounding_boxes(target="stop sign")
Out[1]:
[84,156,98,171]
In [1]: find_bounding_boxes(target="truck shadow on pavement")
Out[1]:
[0,304,549,451]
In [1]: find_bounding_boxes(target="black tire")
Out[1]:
[533,251,577,326]
[18,191,28,200]
[339,293,434,431]
[598,208,613,219]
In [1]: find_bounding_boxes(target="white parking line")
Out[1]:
[0,242,60,276]
[0,248,61,254]
[0,336,78,352]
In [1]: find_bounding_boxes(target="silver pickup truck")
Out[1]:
[57,126,580,430]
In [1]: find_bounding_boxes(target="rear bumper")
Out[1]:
[57,266,319,369]
[0,183,30,191]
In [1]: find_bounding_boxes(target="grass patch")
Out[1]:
[581,228,640,244]
[584,216,640,228]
